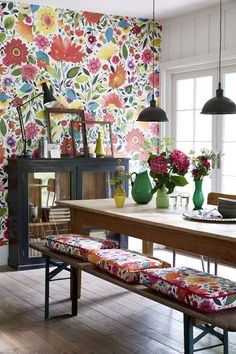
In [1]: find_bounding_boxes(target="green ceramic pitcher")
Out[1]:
[131,170,153,204]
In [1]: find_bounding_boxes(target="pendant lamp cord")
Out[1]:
[219,0,222,86]
[152,0,155,99]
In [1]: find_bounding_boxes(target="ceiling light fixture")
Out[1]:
[201,0,236,115]
[137,0,168,122]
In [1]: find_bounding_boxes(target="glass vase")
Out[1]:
[156,186,169,208]
[113,184,126,208]
[192,179,204,210]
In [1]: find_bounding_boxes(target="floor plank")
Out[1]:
[0,266,236,354]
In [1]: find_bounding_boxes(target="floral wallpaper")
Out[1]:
[0,1,162,258]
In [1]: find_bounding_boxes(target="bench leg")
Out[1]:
[70,267,81,298]
[45,256,50,320]
[44,256,78,320]
[183,314,194,354]
[223,329,228,354]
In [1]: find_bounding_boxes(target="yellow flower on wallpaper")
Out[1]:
[16,19,34,42]
[109,63,126,89]
[97,43,118,60]
[35,8,57,35]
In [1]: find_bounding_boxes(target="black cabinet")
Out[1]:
[8,157,129,269]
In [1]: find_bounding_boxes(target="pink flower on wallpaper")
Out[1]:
[141,49,153,64]
[150,123,160,136]
[21,64,37,81]
[103,113,115,122]
[25,122,40,140]
[88,58,101,74]
[112,55,120,64]
[101,93,124,109]
[34,35,50,50]
[84,112,95,128]
[125,128,144,153]
[148,73,159,88]
[12,97,23,107]
[83,12,103,24]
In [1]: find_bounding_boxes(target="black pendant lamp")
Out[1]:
[137,0,168,122]
[201,0,236,115]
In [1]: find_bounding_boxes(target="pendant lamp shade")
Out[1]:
[201,0,236,115]
[137,94,168,122]
[137,0,168,122]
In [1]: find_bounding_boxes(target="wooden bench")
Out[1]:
[29,242,236,354]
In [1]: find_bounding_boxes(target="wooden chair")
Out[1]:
[173,192,236,274]
[201,192,236,274]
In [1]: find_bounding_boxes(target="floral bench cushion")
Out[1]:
[88,249,171,283]
[139,266,236,312]
[44,234,119,261]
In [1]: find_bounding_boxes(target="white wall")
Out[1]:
[160,0,236,65]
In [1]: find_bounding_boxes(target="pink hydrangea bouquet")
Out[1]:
[148,149,190,194]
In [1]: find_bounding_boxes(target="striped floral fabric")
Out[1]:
[140,267,236,312]
[88,248,171,283]
[44,234,119,261]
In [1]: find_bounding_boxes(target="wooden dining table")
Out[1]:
[57,198,236,265]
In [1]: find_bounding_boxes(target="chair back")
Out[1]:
[207,192,236,205]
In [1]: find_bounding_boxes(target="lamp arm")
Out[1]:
[18,92,43,108]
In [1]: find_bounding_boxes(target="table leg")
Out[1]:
[142,241,153,256]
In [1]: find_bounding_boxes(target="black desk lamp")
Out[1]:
[16,82,57,158]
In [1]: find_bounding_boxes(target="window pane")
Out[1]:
[195,110,212,141]
[225,72,236,102]
[221,142,236,175]
[196,76,213,109]
[177,79,193,110]
[221,176,236,194]
[222,115,236,141]
[176,141,193,154]
[176,111,193,141]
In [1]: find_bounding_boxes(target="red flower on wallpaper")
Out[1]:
[101,93,124,109]
[50,35,85,63]
[148,72,159,88]
[83,12,103,23]
[109,63,126,89]
[3,38,28,66]
[141,49,153,64]
[125,128,145,153]
[25,122,40,140]
[60,137,74,155]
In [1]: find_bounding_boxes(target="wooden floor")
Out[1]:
[1,266,236,354]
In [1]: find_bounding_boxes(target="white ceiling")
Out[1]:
[17,0,228,20]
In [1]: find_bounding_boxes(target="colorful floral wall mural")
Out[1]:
[0,1,162,262]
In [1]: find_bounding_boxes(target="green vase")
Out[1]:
[95,132,105,158]
[156,186,169,208]
[113,184,126,208]
[192,179,204,210]
[131,170,153,204]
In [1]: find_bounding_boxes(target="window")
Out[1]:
[170,65,236,195]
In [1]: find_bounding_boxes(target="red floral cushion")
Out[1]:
[140,267,236,312]
[44,234,119,261]
[88,248,171,283]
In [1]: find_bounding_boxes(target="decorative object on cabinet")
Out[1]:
[7,157,129,269]
[201,0,236,115]
[16,82,57,158]
[137,0,168,122]
[45,107,89,157]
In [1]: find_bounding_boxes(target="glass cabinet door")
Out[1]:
[28,171,71,258]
